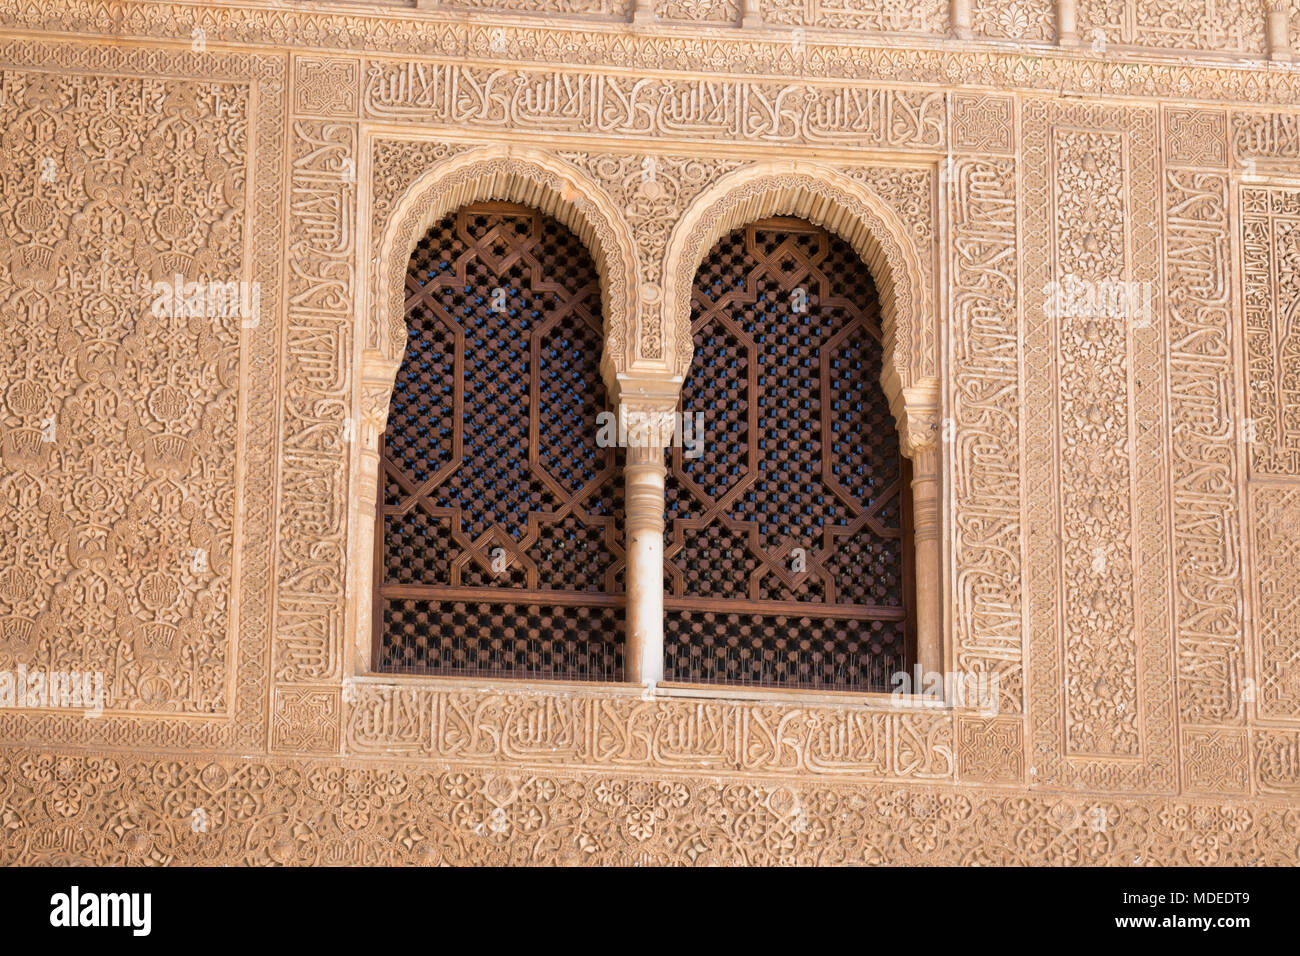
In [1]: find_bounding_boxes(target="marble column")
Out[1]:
[910,445,942,678]
[901,381,943,679]
[623,436,667,686]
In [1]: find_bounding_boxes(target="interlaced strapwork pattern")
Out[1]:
[664,219,912,691]
[376,203,623,680]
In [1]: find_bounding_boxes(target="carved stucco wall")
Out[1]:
[0,0,1299,865]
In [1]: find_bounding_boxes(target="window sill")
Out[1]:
[352,672,952,711]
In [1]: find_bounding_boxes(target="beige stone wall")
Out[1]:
[0,0,1298,865]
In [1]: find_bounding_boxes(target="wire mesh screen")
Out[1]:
[664,217,915,692]
[375,202,624,681]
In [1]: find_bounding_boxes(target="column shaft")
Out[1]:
[910,447,942,678]
[624,442,666,685]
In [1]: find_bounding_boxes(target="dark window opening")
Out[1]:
[663,217,916,692]
[374,201,624,681]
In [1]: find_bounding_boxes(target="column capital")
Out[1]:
[610,372,682,410]
[610,372,682,451]
[898,378,942,458]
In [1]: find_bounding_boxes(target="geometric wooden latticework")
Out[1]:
[663,217,914,692]
[374,202,624,681]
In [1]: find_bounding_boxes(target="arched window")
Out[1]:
[373,201,624,681]
[663,217,915,692]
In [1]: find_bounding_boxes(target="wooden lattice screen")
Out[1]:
[663,217,915,692]
[374,202,624,680]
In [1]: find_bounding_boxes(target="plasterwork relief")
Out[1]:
[360,61,948,154]
[0,40,284,752]
[1078,0,1266,53]
[439,0,633,15]
[948,156,1024,717]
[1023,99,1177,790]
[944,94,1024,725]
[556,151,748,363]
[952,92,1016,156]
[0,70,241,715]
[1242,184,1300,478]
[971,0,1055,41]
[759,0,947,33]
[0,0,1297,865]
[2,748,1298,866]
[1255,728,1300,795]
[1232,111,1300,175]
[4,2,1300,105]
[346,684,955,781]
[1250,486,1300,724]
[268,55,363,754]
[275,119,356,690]
[1159,110,1256,794]
[1164,107,1229,168]
[656,0,740,23]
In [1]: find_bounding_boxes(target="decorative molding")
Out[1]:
[947,155,1024,716]
[1162,166,1247,731]
[1250,486,1300,723]
[3,1,1299,107]
[347,683,956,780]
[1,748,1297,865]
[1242,183,1300,478]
